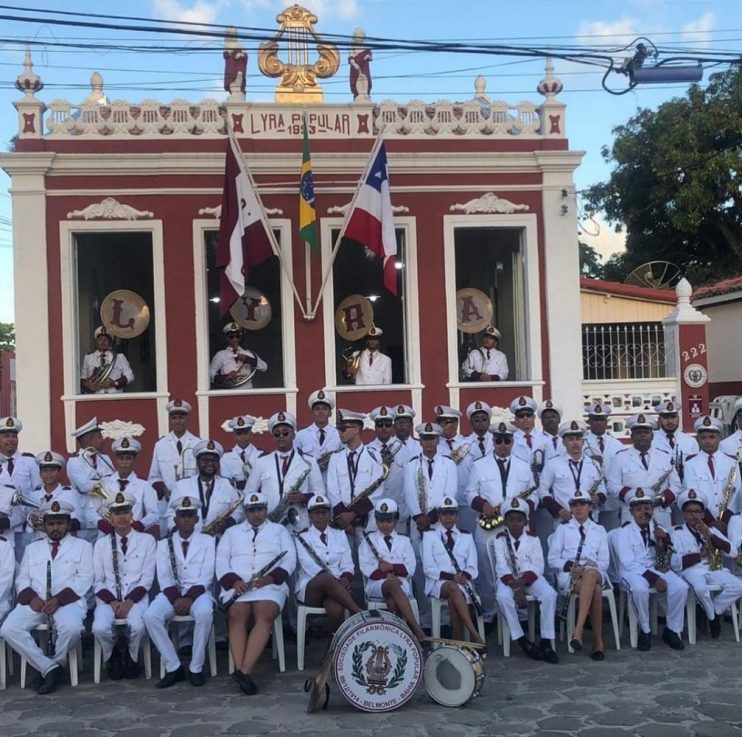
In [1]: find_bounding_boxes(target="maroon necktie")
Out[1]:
[319,429,326,446]
[281,455,290,476]
[176,440,183,455]
[50,542,59,560]
[240,449,246,462]
[384,535,393,551]
[369,353,374,366]
[447,439,454,450]
[6,458,14,476]
[181,540,189,557]
[708,454,715,479]
[320,532,327,545]
[598,437,605,454]
[525,434,533,450]
[445,530,454,552]
[99,352,106,366]
[667,434,675,450]
[118,479,129,491]
[428,459,434,480]
[640,452,649,470]
[478,438,485,455]
[552,436,558,450]
[120,536,128,555]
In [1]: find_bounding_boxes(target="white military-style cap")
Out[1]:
[416,422,442,438]
[694,415,723,434]
[490,420,516,436]
[369,406,397,423]
[558,420,587,438]
[244,491,268,509]
[308,494,332,511]
[374,498,398,517]
[0,417,22,433]
[394,405,415,420]
[466,400,491,421]
[170,495,202,512]
[112,437,141,455]
[627,413,657,431]
[509,396,537,415]
[434,405,462,421]
[193,439,224,459]
[228,415,255,432]
[268,411,297,432]
[678,488,707,510]
[538,399,563,419]
[308,389,335,410]
[367,325,384,337]
[657,400,680,416]
[628,488,655,506]
[482,325,501,339]
[504,496,530,520]
[166,399,192,415]
[106,491,136,512]
[586,402,611,418]
[734,397,742,417]
[94,326,112,339]
[437,496,459,511]
[71,417,101,438]
[336,409,366,426]
[568,488,591,505]
[40,499,74,517]
[36,451,65,468]
[223,321,242,334]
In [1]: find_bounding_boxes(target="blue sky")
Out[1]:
[1,0,740,321]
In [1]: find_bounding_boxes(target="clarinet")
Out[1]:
[558,533,586,620]
[110,532,123,602]
[294,530,332,574]
[362,530,386,563]
[504,532,521,578]
[166,532,182,594]
[220,550,288,611]
[441,534,483,616]
[45,560,55,657]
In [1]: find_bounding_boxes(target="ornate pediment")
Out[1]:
[67,197,153,220]
[450,193,529,214]
[100,420,145,439]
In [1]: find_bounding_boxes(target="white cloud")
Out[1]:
[682,12,716,48]
[580,215,626,260]
[152,0,223,25]
[577,18,638,47]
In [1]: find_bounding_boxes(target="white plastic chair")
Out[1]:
[20,625,83,688]
[363,574,421,622]
[228,611,285,674]
[157,614,217,679]
[93,621,152,683]
[0,638,8,690]
[429,597,486,643]
[296,604,351,672]
[686,587,740,645]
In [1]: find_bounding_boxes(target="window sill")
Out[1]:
[447,380,545,389]
[324,384,425,393]
[196,387,299,398]
[61,392,170,401]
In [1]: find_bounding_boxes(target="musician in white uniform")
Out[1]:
[66,417,116,543]
[1,500,93,694]
[456,401,493,532]
[652,400,699,481]
[422,496,485,645]
[294,390,342,477]
[27,452,82,540]
[80,326,134,394]
[327,410,386,536]
[548,488,609,659]
[435,405,465,457]
[683,415,741,525]
[216,492,296,696]
[510,396,548,466]
[0,527,13,623]
[244,411,322,532]
[168,440,244,535]
[348,325,392,385]
[719,397,742,456]
[671,489,742,638]
[393,405,421,458]
[538,400,564,460]
[494,497,559,662]
[606,413,680,529]
[367,405,409,525]
[358,498,427,641]
[92,492,157,680]
[614,490,687,651]
[294,495,361,636]
[145,496,216,688]
[221,415,260,491]
[209,322,267,389]
[460,325,509,381]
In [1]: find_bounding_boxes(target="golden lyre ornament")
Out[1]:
[258,5,340,103]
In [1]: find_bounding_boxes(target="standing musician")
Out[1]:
[393,405,421,458]
[99,437,159,538]
[510,396,548,467]
[346,325,392,385]
[295,390,342,478]
[538,400,565,459]
[652,400,699,478]
[460,325,509,382]
[671,490,742,638]
[145,496,216,688]
[80,325,134,394]
[358,498,427,642]
[614,491,687,651]
[421,496,485,645]
[539,420,606,529]
[216,492,296,696]
[1,500,93,694]
[167,440,244,535]
[720,397,742,456]
[294,495,362,637]
[367,405,409,525]
[327,410,386,536]
[683,415,741,527]
[66,417,116,544]
[435,405,466,457]
[92,492,157,680]
[0,523,13,623]
[209,322,267,390]
[548,488,609,660]
[494,498,559,662]
[28,452,82,540]
[606,413,680,530]
[221,416,260,491]
[466,420,533,627]
[456,401,494,533]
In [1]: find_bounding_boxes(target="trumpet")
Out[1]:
[11,488,41,509]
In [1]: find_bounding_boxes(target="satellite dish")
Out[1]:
[625,261,682,290]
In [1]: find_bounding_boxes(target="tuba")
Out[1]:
[219,350,257,389]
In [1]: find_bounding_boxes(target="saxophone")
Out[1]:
[268,464,312,525]
[416,459,428,517]
[478,483,538,531]
[650,465,675,507]
[202,491,245,535]
[652,520,673,573]
[699,524,724,572]
[716,460,738,524]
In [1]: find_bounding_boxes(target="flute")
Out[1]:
[220,550,288,611]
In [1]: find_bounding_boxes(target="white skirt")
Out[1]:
[426,580,471,601]
[556,567,608,592]
[220,583,287,609]
[366,577,412,601]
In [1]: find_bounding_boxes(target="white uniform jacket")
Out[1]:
[148,431,202,494]
[465,454,535,513]
[614,520,669,578]
[359,529,416,582]
[294,525,355,602]
[156,531,215,601]
[93,530,157,603]
[460,346,509,381]
[652,430,699,467]
[209,347,267,388]
[167,475,244,533]
[538,455,605,517]
[295,424,342,471]
[421,524,477,597]
[512,429,550,467]
[548,517,609,588]
[683,451,741,519]
[67,450,116,529]
[493,530,545,585]
[220,444,261,490]
[606,447,680,511]
[368,438,410,519]
[80,349,134,393]
[100,473,159,531]
[0,535,13,613]
[27,484,82,538]
[670,523,734,572]
[720,430,742,457]
[583,432,624,469]
[352,349,392,385]
[404,454,458,518]
[0,451,41,494]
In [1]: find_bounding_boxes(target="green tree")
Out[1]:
[0,323,15,351]
[585,66,742,285]
[579,241,604,279]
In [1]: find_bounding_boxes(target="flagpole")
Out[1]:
[305,242,312,318]
[309,134,385,318]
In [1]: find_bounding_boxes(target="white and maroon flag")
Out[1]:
[216,133,274,316]
[342,140,398,295]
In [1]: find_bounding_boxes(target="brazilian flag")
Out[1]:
[299,115,318,251]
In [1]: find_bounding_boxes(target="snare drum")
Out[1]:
[423,645,485,707]
[331,610,423,712]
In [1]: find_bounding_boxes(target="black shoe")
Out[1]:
[234,670,258,695]
[29,670,44,692]
[484,619,497,636]
[590,650,605,661]
[518,636,542,661]
[155,665,185,689]
[37,666,62,695]
[124,652,140,680]
[709,616,721,638]
[540,643,559,664]
[662,627,685,651]
[189,670,206,687]
[106,651,123,681]
[637,631,651,651]
[569,637,582,652]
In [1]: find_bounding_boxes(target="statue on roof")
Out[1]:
[224,26,247,101]
[348,27,372,102]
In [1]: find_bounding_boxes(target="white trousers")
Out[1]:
[144,592,214,674]
[0,602,86,677]
[681,566,742,620]
[621,569,687,633]
[92,598,149,662]
[495,577,556,641]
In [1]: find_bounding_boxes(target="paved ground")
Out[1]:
[3,624,742,737]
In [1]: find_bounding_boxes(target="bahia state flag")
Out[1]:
[299,115,318,252]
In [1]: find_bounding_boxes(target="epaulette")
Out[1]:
[410,455,421,462]
[674,525,684,531]
[297,449,309,457]
[22,452,35,458]
[560,519,569,524]
[298,527,309,534]
[259,450,271,458]
[621,520,630,527]
[686,453,697,462]
[460,529,471,534]
[724,453,737,460]
[367,447,380,461]
[34,485,42,492]
[496,530,507,539]
[655,448,669,455]
[63,486,71,490]
[615,448,629,455]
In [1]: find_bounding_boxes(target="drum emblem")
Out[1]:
[352,642,407,695]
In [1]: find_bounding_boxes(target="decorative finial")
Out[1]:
[675,277,692,302]
[537,57,563,98]
[15,45,43,99]
[85,72,108,105]
[474,75,489,100]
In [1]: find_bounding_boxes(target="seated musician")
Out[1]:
[548,488,609,660]
[209,322,267,390]
[614,491,687,651]
[28,451,82,540]
[220,416,260,491]
[145,496,215,688]
[0,523,12,624]
[671,490,742,638]
[91,492,157,680]
[216,492,296,696]
[80,326,134,394]
[421,496,485,646]
[358,498,427,642]
[494,497,559,662]
[295,495,362,637]
[1,501,93,694]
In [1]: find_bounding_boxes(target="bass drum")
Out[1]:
[331,610,423,712]
[423,645,485,707]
